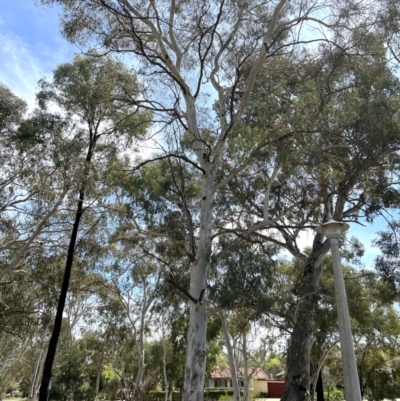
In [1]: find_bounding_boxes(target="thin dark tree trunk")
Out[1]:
[39,136,96,401]
[316,370,324,401]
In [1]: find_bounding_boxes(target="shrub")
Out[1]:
[147,391,180,401]
[324,387,344,401]
[148,388,255,401]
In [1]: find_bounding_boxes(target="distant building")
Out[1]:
[208,367,284,398]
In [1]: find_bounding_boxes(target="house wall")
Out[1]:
[208,379,248,389]
[208,379,230,388]
[251,380,268,395]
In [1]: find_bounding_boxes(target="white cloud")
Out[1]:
[0,33,45,109]
[0,31,77,111]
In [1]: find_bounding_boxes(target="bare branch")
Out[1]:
[0,188,69,282]
[168,273,199,304]
[132,153,206,174]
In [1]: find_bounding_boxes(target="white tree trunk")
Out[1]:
[134,314,146,401]
[243,334,249,401]
[29,347,44,401]
[0,371,12,401]
[95,351,103,400]
[162,314,169,401]
[183,175,215,401]
[219,311,240,401]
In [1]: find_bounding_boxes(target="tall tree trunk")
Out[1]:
[133,343,145,401]
[134,387,145,401]
[315,370,324,401]
[29,347,44,401]
[35,353,46,401]
[134,287,150,401]
[0,370,12,401]
[243,334,250,401]
[162,314,169,401]
[39,136,96,401]
[219,311,241,401]
[95,351,104,400]
[183,175,214,401]
[281,238,327,401]
[366,387,373,401]
[309,364,316,401]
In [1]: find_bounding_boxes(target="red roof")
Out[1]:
[210,369,233,379]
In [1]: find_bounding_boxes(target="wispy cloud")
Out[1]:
[0,32,79,111]
[0,33,45,109]
[0,1,78,111]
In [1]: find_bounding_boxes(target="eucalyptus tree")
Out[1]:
[208,238,280,401]
[214,32,400,399]
[38,0,400,399]
[0,85,70,282]
[33,53,150,401]
[0,247,65,398]
[97,252,163,401]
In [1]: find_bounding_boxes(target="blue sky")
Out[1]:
[0,0,78,109]
[0,1,397,269]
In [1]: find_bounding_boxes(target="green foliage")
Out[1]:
[49,337,97,401]
[0,83,26,135]
[307,253,400,400]
[147,391,180,401]
[203,388,255,400]
[374,220,400,295]
[101,366,120,401]
[210,239,278,316]
[265,356,284,377]
[147,390,256,401]
[14,112,65,145]
[37,51,149,141]
[323,387,344,401]
[205,317,224,376]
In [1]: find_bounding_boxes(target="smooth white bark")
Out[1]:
[242,334,249,401]
[183,174,215,401]
[95,351,103,400]
[29,347,44,401]
[162,314,169,401]
[219,311,241,401]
